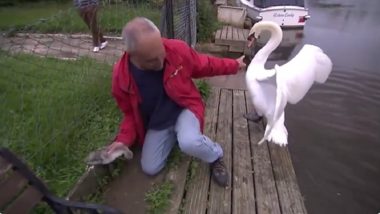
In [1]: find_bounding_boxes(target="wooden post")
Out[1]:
[166,0,174,39]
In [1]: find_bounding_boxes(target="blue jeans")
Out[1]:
[140,109,223,175]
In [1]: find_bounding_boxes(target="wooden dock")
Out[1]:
[214,25,250,53]
[164,87,307,214]
[212,0,252,54]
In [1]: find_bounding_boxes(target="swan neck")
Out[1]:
[252,26,282,65]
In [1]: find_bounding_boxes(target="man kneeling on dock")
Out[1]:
[106,17,246,187]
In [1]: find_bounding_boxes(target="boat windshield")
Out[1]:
[254,0,305,8]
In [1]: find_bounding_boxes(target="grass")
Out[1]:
[0,1,161,35]
[0,1,71,30]
[0,0,218,43]
[32,3,161,35]
[195,79,211,100]
[145,181,174,214]
[167,145,183,170]
[187,159,199,182]
[197,0,222,42]
[0,52,121,197]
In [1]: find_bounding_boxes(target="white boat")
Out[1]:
[238,0,311,28]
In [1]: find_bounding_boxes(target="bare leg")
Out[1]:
[88,6,101,47]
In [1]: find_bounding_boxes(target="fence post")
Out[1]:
[186,0,191,46]
[165,0,174,39]
[190,0,197,47]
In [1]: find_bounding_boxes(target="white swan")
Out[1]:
[246,21,333,146]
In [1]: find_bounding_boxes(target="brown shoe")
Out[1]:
[210,158,229,187]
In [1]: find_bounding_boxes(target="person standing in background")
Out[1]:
[73,0,108,52]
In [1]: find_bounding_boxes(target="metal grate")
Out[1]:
[160,0,197,47]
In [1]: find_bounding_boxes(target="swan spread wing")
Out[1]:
[246,67,278,119]
[257,65,288,145]
[255,68,276,81]
[260,45,332,145]
[276,44,333,104]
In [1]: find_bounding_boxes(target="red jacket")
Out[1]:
[112,38,239,146]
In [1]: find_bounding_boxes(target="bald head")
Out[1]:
[122,17,166,71]
[122,17,160,53]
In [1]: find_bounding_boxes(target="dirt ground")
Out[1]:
[102,148,167,213]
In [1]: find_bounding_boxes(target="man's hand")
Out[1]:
[236,55,247,70]
[107,141,127,154]
[85,141,133,165]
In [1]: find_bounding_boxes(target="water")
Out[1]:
[288,1,380,213]
[207,0,380,213]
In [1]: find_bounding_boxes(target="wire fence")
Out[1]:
[160,0,197,47]
[0,0,198,198]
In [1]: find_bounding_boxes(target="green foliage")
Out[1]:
[0,0,70,7]
[196,0,221,42]
[187,160,199,182]
[145,181,173,214]
[195,79,211,100]
[0,1,70,29]
[0,1,161,34]
[167,145,183,169]
[0,52,120,197]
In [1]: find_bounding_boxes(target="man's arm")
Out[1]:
[112,87,137,147]
[184,44,244,78]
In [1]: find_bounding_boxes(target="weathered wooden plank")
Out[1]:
[246,91,282,214]
[215,29,223,39]
[232,90,256,214]
[241,28,247,41]
[165,155,191,214]
[215,29,225,46]
[195,43,229,54]
[215,26,248,48]
[230,27,243,47]
[214,0,227,6]
[243,28,250,39]
[221,40,246,49]
[0,170,28,208]
[229,45,245,53]
[226,26,231,40]
[233,26,239,41]
[4,185,43,213]
[238,28,245,41]
[183,87,220,214]
[232,28,246,45]
[243,28,248,40]
[241,28,250,40]
[227,26,233,41]
[215,29,222,40]
[208,89,233,214]
[221,26,228,40]
[269,143,308,214]
[236,28,241,40]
